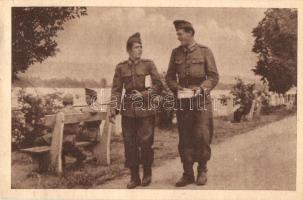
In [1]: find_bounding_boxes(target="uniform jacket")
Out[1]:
[110,58,163,118]
[78,106,101,141]
[165,43,219,107]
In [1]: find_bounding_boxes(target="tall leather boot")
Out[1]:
[196,162,207,185]
[127,166,141,189]
[141,166,152,186]
[175,163,195,187]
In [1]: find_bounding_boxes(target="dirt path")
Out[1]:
[96,116,297,190]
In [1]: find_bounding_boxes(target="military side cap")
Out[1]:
[85,88,97,97]
[127,32,142,45]
[173,20,194,31]
[63,93,74,104]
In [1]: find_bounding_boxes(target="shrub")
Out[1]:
[12,89,63,149]
[218,94,229,106]
[230,77,255,115]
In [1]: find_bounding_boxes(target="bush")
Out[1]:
[12,89,63,150]
[218,94,229,106]
[230,77,255,115]
[258,91,271,114]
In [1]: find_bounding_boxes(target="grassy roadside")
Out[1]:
[11,108,296,188]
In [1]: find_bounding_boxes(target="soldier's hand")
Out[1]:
[177,86,185,91]
[152,95,161,105]
[109,109,116,124]
[193,87,202,96]
[109,114,116,124]
[132,90,143,98]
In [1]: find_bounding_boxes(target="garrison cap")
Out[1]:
[173,20,194,32]
[85,88,97,98]
[127,32,142,46]
[63,93,74,104]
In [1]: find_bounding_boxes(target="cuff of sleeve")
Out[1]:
[142,90,150,98]
[110,108,119,115]
[200,86,208,94]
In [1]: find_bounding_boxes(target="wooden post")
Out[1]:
[115,115,122,136]
[276,95,279,105]
[226,97,234,121]
[246,100,256,121]
[109,115,121,136]
[94,105,112,165]
[255,101,262,118]
[110,121,116,135]
[212,97,218,117]
[49,112,64,175]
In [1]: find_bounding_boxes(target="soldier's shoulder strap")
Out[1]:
[197,44,211,59]
[116,60,128,68]
[174,45,183,51]
[197,43,208,49]
[117,60,128,65]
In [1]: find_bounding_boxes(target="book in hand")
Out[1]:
[177,88,195,99]
[145,75,152,88]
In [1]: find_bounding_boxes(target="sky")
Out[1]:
[25,7,267,84]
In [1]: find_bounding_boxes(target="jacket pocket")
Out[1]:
[120,69,132,90]
[135,67,150,89]
[175,59,186,79]
[190,58,205,77]
[120,68,132,77]
[136,67,149,76]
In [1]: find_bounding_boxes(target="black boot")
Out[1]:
[175,163,195,187]
[141,166,152,186]
[196,163,207,185]
[127,166,141,189]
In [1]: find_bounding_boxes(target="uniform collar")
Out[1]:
[128,57,141,65]
[183,41,197,52]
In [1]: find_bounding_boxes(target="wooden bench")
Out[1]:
[20,106,112,175]
[20,141,95,172]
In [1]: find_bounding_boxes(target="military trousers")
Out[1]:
[62,134,86,162]
[122,115,155,168]
[176,101,214,164]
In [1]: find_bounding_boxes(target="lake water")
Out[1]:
[12,87,232,116]
[12,87,230,104]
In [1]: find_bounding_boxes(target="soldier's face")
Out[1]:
[128,42,142,59]
[176,29,193,46]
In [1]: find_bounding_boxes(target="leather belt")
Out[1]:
[179,76,207,87]
[125,89,148,95]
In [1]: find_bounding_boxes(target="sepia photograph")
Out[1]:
[0,0,302,199]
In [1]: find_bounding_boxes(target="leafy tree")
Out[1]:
[12,7,87,81]
[252,8,297,94]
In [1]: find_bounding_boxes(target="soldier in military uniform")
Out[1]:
[78,88,101,143]
[165,20,219,186]
[34,94,86,167]
[60,94,87,167]
[109,33,163,189]
[77,88,102,162]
